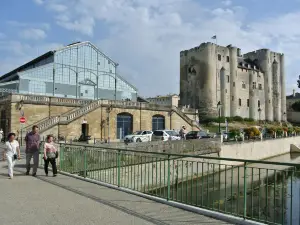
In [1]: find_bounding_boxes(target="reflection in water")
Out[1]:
[151,153,300,225]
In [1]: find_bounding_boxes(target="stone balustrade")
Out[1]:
[25,116,60,133]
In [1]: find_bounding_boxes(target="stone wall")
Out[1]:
[220,136,300,165]
[287,111,300,123]
[1,94,199,141]
[96,139,221,155]
[59,107,197,140]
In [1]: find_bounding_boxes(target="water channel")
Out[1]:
[153,153,300,225]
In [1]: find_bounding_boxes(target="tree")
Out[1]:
[291,101,300,112]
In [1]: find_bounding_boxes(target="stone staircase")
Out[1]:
[22,99,201,134]
[171,106,202,130]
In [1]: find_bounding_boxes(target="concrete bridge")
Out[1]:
[0,158,231,225]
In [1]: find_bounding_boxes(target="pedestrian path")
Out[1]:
[0,160,231,225]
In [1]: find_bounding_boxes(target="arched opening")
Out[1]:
[152,115,165,131]
[117,113,133,139]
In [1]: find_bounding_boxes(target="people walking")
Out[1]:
[2,133,20,179]
[0,128,4,142]
[25,125,40,177]
[43,135,58,177]
[179,125,187,140]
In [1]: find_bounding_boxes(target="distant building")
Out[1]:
[286,89,300,110]
[146,94,180,107]
[0,41,138,101]
[180,42,287,121]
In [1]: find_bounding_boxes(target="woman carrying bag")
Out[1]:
[2,133,21,179]
[43,135,58,177]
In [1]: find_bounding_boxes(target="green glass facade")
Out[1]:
[0,42,138,100]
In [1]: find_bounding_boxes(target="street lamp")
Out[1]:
[258,108,262,122]
[283,112,286,121]
[217,101,222,133]
[106,105,113,143]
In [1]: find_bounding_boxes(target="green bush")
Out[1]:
[244,118,254,122]
[226,117,234,122]
[232,116,244,122]
[229,128,240,139]
[292,101,300,112]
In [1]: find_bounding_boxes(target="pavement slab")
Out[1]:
[0,159,232,225]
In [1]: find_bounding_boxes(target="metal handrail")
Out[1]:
[59,143,300,167]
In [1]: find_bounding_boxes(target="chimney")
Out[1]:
[293,89,296,97]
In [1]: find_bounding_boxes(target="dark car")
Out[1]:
[185,131,212,140]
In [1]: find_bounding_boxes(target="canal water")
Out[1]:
[153,153,300,225]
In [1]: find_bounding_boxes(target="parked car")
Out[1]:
[185,131,213,140]
[151,130,181,142]
[124,130,153,143]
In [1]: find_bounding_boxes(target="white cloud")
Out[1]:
[19,28,47,40]
[28,0,300,96]
[222,0,232,6]
[7,20,50,30]
[33,0,44,5]
[0,41,62,75]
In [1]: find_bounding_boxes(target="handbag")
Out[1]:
[9,142,18,161]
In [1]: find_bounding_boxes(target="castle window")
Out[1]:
[239,98,242,106]
[233,82,235,87]
[252,82,256,89]
[258,84,262,90]
[232,96,234,101]
[258,100,260,108]
[225,89,227,93]
[247,99,249,107]
[227,56,230,62]
[218,54,221,61]
[242,82,246,89]
[269,100,271,104]
[227,75,230,83]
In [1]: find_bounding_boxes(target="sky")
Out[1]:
[0,0,300,97]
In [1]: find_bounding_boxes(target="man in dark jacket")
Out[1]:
[25,125,40,176]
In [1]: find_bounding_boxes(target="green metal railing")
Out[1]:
[58,143,300,225]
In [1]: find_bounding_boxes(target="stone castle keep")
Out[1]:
[180,42,287,121]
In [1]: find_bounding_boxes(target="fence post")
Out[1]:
[167,154,171,201]
[243,162,247,219]
[59,144,63,171]
[84,147,87,178]
[117,150,121,187]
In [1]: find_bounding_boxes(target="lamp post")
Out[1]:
[258,108,262,123]
[283,112,286,121]
[106,105,113,143]
[217,101,222,133]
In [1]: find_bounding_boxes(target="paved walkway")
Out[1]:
[0,159,231,225]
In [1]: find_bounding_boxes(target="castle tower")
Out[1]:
[229,46,238,117]
[280,54,286,121]
[220,67,227,116]
[179,43,218,116]
[261,49,273,121]
[272,60,281,121]
[249,70,257,119]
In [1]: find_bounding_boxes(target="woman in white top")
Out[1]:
[2,133,20,179]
